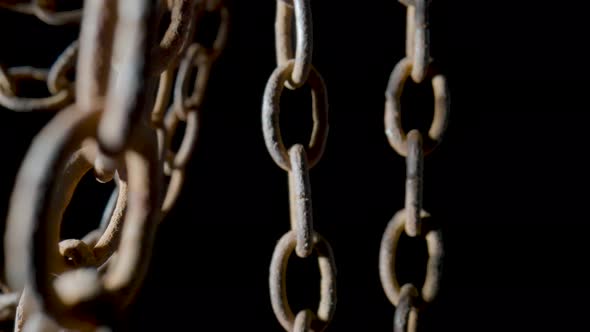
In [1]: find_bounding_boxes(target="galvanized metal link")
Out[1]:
[269,231,337,332]
[275,0,312,89]
[262,59,329,172]
[384,57,449,157]
[379,209,443,306]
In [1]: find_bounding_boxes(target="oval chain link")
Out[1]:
[380,1,449,331]
[266,1,337,331]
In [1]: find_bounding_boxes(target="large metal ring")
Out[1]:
[269,230,337,332]
[4,106,162,329]
[262,59,329,171]
[384,57,449,157]
[379,209,443,306]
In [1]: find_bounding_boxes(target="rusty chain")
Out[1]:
[264,1,337,331]
[379,1,450,331]
[1,0,227,330]
[0,0,454,330]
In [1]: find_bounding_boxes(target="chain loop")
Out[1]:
[400,0,430,83]
[4,106,162,329]
[393,283,419,332]
[275,0,312,89]
[31,0,82,25]
[0,66,73,111]
[379,209,443,306]
[404,130,424,237]
[288,144,313,258]
[269,231,337,332]
[47,40,78,95]
[384,57,449,157]
[262,59,329,172]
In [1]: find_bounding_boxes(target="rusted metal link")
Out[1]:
[293,309,314,332]
[275,0,312,89]
[173,43,211,118]
[150,0,201,76]
[269,230,337,332]
[4,106,162,329]
[384,57,449,157]
[400,0,430,83]
[288,144,314,258]
[262,59,329,172]
[379,209,443,306]
[204,3,230,63]
[76,0,116,114]
[152,67,176,128]
[164,106,199,171]
[394,283,419,332]
[404,130,423,237]
[31,0,82,25]
[99,0,160,155]
[48,40,78,95]
[0,66,73,111]
[161,168,185,219]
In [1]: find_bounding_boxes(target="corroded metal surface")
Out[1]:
[0,0,227,330]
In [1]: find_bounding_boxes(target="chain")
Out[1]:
[379,1,450,331]
[0,1,455,330]
[0,0,227,330]
[264,1,336,331]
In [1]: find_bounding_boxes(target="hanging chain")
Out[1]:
[0,0,227,330]
[379,0,450,331]
[264,1,336,331]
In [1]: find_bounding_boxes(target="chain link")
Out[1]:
[379,1,450,331]
[265,1,337,331]
[0,0,454,330]
[1,0,227,329]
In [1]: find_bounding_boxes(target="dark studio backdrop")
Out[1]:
[0,1,588,331]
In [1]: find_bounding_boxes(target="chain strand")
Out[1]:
[379,0,450,331]
[265,1,337,331]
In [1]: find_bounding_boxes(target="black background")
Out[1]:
[1,1,589,331]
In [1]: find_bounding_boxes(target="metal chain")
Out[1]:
[379,1,450,331]
[1,0,226,330]
[264,1,337,331]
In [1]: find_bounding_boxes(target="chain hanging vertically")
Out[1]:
[0,0,228,330]
[379,0,450,331]
[264,0,337,331]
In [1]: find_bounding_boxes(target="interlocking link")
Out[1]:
[269,231,337,332]
[275,0,312,89]
[0,37,79,112]
[400,0,430,83]
[384,57,449,157]
[379,209,443,306]
[0,66,72,111]
[404,130,424,237]
[1,0,228,330]
[266,1,336,330]
[380,2,448,327]
[262,60,328,172]
[393,284,419,332]
[288,144,313,258]
[0,0,82,25]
